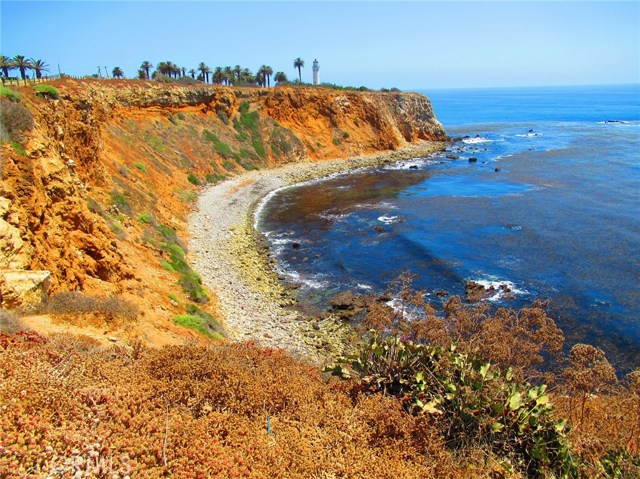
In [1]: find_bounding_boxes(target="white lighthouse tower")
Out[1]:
[312,59,320,85]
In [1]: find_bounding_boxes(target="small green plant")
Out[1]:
[332,137,342,146]
[134,162,147,173]
[110,191,132,216]
[187,173,201,186]
[203,130,234,158]
[168,293,179,303]
[8,140,26,156]
[137,212,153,224]
[33,84,59,99]
[0,86,20,102]
[342,130,350,139]
[205,173,225,184]
[353,117,360,127]
[157,224,209,303]
[176,189,197,202]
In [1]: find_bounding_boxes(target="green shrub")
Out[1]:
[168,293,179,303]
[203,130,234,158]
[137,212,153,224]
[33,84,59,99]
[110,191,132,216]
[252,140,266,158]
[205,173,225,184]
[342,130,350,139]
[187,173,201,186]
[176,190,197,202]
[353,117,360,127]
[174,314,222,340]
[326,333,577,477]
[0,86,20,102]
[134,162,147,173]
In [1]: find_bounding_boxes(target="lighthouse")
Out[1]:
[312,59,320,85]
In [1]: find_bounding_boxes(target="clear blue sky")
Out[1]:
[1,1,638,89]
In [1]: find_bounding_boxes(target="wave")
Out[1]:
[378,215,401,225]
[467,275,528,302]
[462,136,494,144]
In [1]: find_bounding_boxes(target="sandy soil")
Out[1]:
[188,141,445,364]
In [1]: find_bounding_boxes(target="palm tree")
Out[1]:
[0,55,15,78]
[137,69,147,80]
[255,71,265,88]
[264,65,273,87]
[30,59,49,79]
[233,65,241,83]
[170,63,180,78]
[112,66,124,78]
[188,69,196,79]
[274,71,288,84]
[140,61,153,79]
[223,66,233,85]
[213,67,223,84]
[198,62,210,83]
[240,68,253,83]
[181,67,186,78]
[13,55,32,83]
[293,57,304,82]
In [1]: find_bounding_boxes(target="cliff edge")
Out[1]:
[0,79,446,344]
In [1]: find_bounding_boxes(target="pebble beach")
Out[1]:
[188,141,445,364]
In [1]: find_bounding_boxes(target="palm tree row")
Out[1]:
[133,59,305,87]
[1,54,50,81]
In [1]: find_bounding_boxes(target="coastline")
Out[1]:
[188,141,446,364]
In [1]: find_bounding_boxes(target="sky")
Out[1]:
[1,1,638,90]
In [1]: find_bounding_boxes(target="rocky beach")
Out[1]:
[188,141,445,364]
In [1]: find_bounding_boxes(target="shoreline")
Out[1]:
[188,141,446,364]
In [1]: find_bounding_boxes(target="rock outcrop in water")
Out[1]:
[0,79,446,343]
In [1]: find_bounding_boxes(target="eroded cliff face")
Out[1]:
[0,79,446,343]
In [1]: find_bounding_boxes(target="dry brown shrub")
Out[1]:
[0,310,28,333]
[40,291,139,327]
[0,334,470,478]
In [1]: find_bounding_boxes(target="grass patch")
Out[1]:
[134,162,147,173]
[33,84,59,99]
[145,134,169,153]
[137,212,153,224]
[176,189,197,203]
[157,225,209,303]
[110,191,133,216]
[205,173,225,184]
[203,130,234,158]
[0,86,20,102]
[174,314,223,340]
[187,173,201,186]
[168,293,179,303]
[8,140,26,156]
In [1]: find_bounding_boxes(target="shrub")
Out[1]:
[33,84,59,99]
[326,332,577,477]
[137,212,153,224]
[205,173,225,184]
[0,310,28,333]
[110,191,133,216]
[0,100,34,144]
[203,130,234,158]
[41,291,139,322]
[187,173,201,186]
[0,86,20,102]
[134,162,147,173]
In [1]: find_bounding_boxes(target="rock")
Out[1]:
[446,154,459,160]
[292,242,301,250]
[409,165,419,170]
[465,280,487,302]
[373,225,385,233]
[108,336,118,342]
[435,289,449,298]
[494,168,501,172]
[468,157,478,163]
[0,269,51,309]
[499,284,511,293]
[329,290,358,310]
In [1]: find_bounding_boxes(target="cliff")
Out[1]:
[0,79,446,344]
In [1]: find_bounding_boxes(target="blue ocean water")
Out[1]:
[258,84,640,368]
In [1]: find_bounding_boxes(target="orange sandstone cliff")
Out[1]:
[0,78,446,344]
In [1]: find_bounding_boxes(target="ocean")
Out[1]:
[257,84,640,369]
